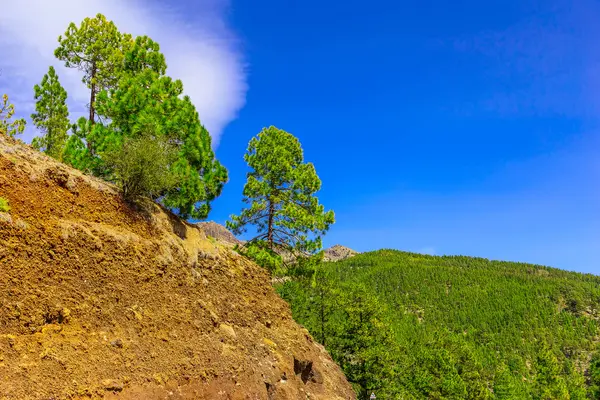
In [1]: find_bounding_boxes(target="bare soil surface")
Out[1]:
[0,135,355,400]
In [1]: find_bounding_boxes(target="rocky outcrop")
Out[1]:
[0,135,355,400]
[193,223,359,265]
[323,245,359,262]
[196,221,242,247]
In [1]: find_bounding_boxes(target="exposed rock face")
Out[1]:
[193,223,358,265]
[323,245,359,262]
[0,135,355,400]
[196,221,242,247]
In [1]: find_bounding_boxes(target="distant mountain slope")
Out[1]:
[0,134,355,399]
[279,249,600,398]
[322,245,358,262]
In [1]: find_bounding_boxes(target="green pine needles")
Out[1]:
[0,94,26,137]
[31,66,70,160]
[278,250,600,399]
[227,126,335,272]
[54,13,126,124]
[21,13,228,219]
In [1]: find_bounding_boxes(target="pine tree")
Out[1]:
[31,66,70,159]
[54,13,130,125]
[311,263,336,346]
[563,360,586,400]
[330,284,397,400]
[0,94,26,137]
[227,126,335,267]
[88,36,227,218]
[532,344,569,399]
[588,353,600,399]
[55,15,226,218]
[493,363,524,399]
[62,117,96,173]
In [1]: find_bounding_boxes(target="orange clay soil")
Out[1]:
[0,135,355,400]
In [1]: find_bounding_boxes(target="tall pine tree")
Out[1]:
[589,353,600,399]
[227,126,334,269]
[493,363,523,399]
[330,284,397,400]
[54,17,227,219]
[533,344,569,399]
[54,13,130,125]
[31,66,70,159]
[90,36,227,218]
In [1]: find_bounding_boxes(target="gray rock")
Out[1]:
[323,245,359,262]
[196,221,242,246]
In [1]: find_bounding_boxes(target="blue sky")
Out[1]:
[211,0,600,274]
[1,0,598,274]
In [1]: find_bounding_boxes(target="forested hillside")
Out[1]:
[278,250,600,399]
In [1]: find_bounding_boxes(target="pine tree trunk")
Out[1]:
[48,98,54,155]
[87,64,97,152]
[361,363,369,400]
[267,199,274,250]
[319,287,326,346]
[89,64,97,125]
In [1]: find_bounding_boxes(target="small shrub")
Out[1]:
[0,197,10,212]
[103,136,178,203]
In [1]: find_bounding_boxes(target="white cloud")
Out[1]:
[0,0,247,147]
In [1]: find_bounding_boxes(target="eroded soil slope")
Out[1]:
[0,135,355,400]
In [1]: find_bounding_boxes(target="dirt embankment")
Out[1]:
[0,135,355,400]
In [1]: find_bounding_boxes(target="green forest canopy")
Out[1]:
[2,13,228,220]
[278,250,600,399]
